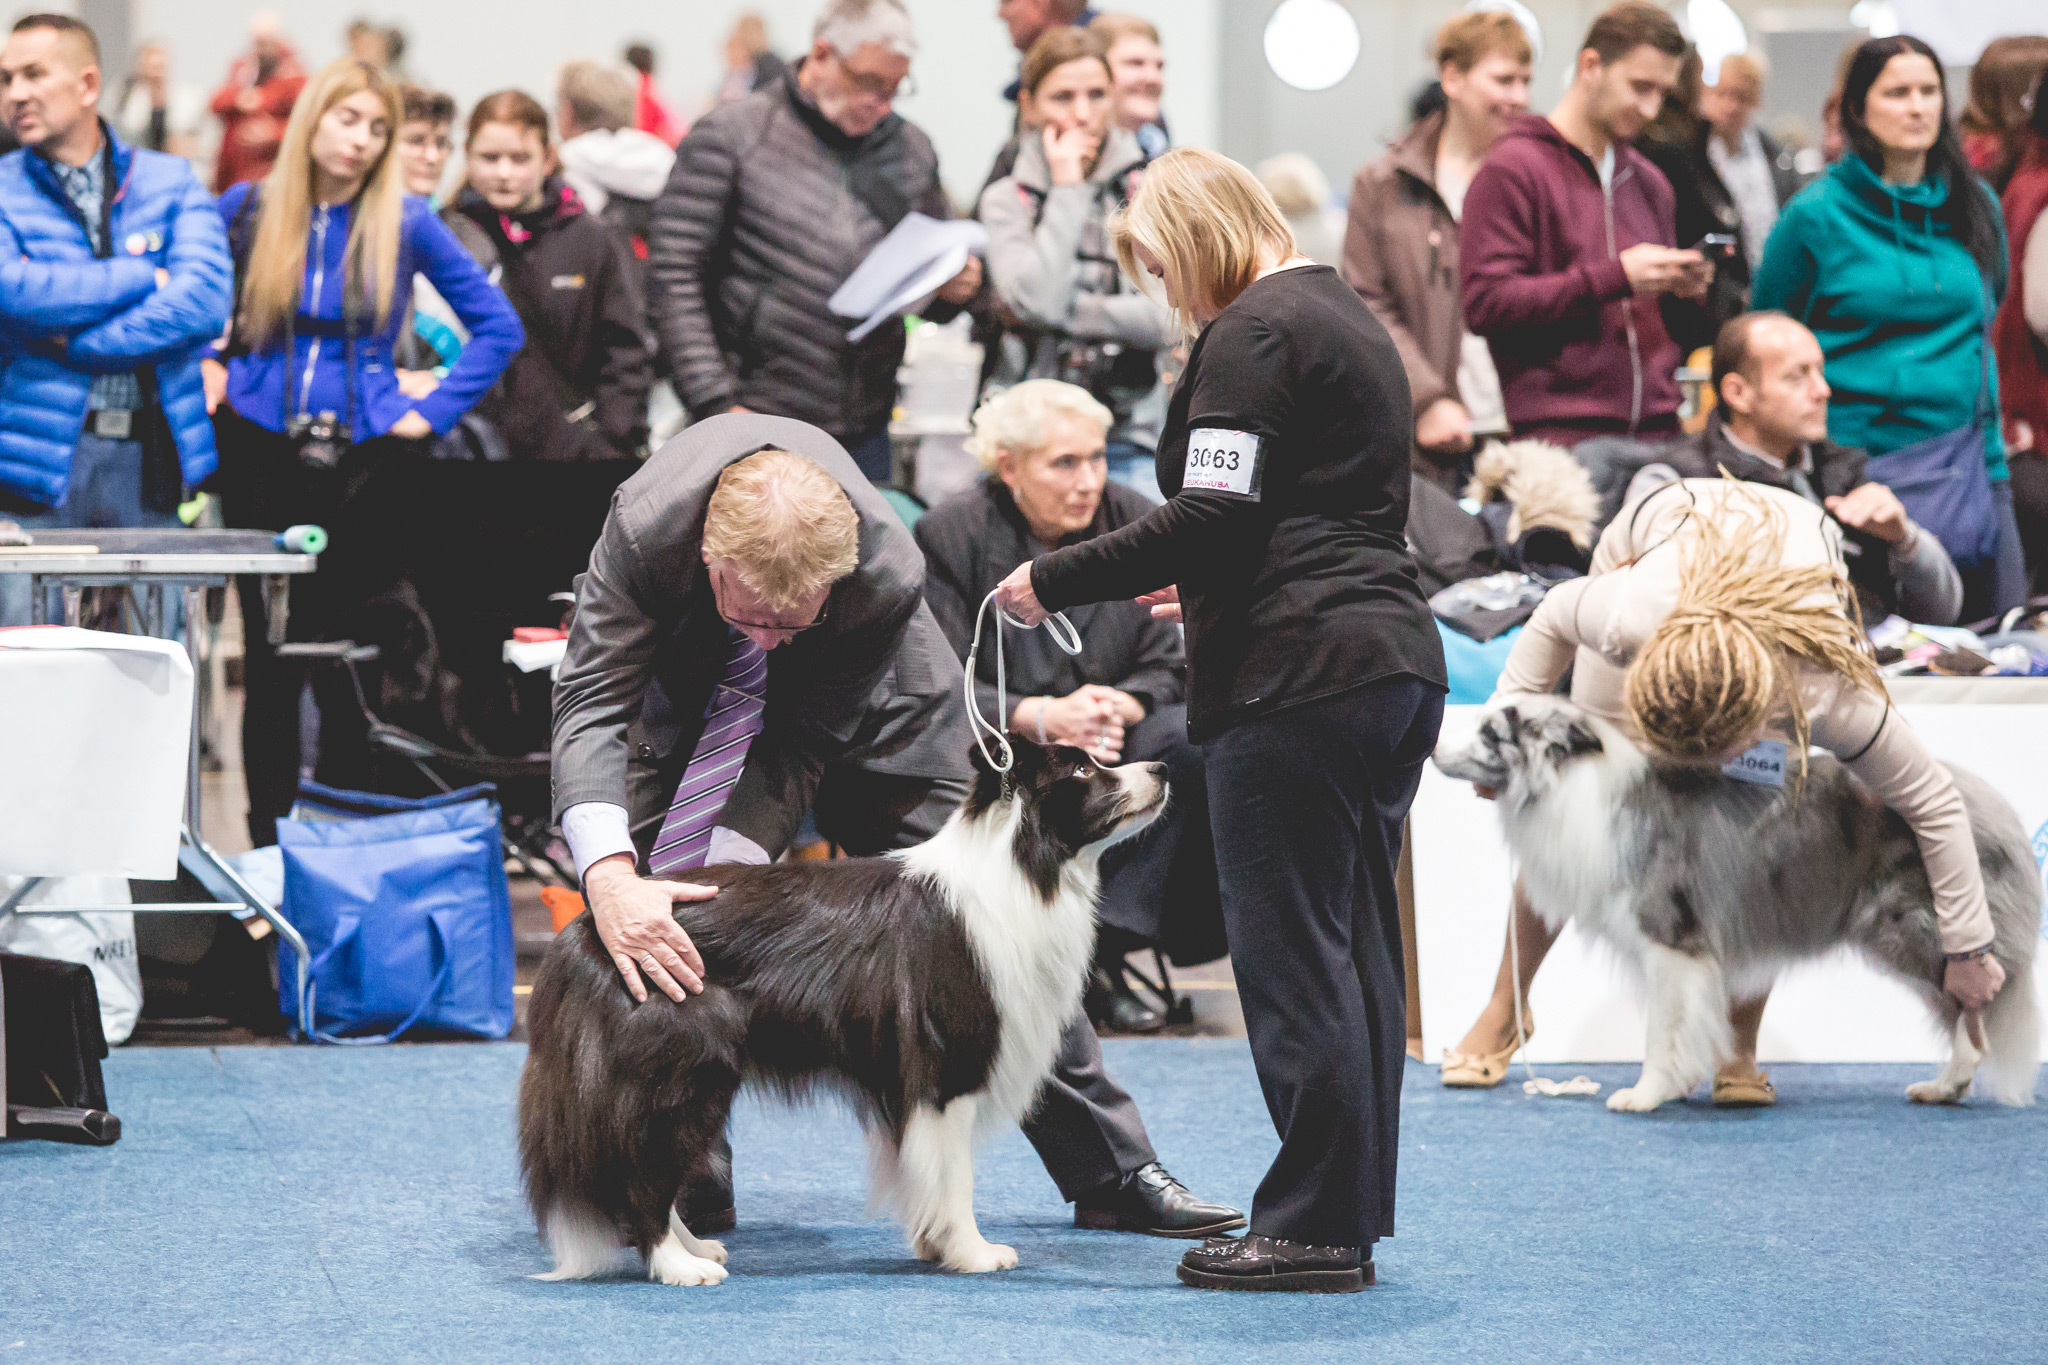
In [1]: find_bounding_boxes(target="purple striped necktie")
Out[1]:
[647,627,767,876]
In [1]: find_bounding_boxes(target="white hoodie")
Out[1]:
[557,128,677,215]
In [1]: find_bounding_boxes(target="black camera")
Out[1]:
[1696,232,1738,259]
[285,411,345,470]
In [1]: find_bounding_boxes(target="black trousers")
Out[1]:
[1204,675,1443,1249]
[629,762,1159,1208]
[1095,704,1226,967]
[212,407,422,845]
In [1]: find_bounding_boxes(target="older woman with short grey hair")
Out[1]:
[915,380,1224,1033]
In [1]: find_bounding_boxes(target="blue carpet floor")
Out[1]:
[3,1041,2043,1363]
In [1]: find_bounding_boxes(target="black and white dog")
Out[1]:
[518,737,1167,1285]
[1433,698,2041,1111]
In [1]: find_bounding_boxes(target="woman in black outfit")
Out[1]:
[995,148,1447,1293]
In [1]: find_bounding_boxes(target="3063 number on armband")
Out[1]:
[1182,428,1263,499]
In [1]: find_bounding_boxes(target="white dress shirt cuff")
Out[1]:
[561,801,635,881]
[708,826,771,867]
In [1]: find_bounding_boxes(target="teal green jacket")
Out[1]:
[1752,153,2008,481]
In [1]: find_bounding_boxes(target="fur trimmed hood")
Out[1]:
[1466,439,1599,549]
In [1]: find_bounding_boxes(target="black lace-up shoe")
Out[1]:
[1074,1162,1246,1238]
[1176,1234,1372,1292]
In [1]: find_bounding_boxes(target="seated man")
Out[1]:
[551,412,1243,1239]
[916,381,1225,1036]
[1594,311,1962,624]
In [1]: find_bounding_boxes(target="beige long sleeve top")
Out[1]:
[1493,479,1995,953]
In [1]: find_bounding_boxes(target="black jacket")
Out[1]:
[1586,411,1943,622]
[1033,267,1446,740]
[1640,124,1807,347]
[444,181,650,461]
[646,66,960,440]
[916,477,1186,723]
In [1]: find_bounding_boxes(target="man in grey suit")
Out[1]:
[551,412,1243,1239]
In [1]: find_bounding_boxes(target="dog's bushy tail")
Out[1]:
[1979,956,2040,1107]
[517,918,746,1274]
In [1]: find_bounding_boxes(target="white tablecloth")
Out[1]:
[0,627,192,879]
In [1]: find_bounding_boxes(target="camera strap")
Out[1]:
[964,586,1082,777]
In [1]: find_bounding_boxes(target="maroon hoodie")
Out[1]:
[1460,115,1688,437]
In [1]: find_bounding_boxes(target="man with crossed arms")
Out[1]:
[550,412,1241,1239]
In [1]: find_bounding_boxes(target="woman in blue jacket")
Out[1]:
[205,56,522,844]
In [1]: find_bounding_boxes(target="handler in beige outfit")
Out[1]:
[1442,478,2007,1101]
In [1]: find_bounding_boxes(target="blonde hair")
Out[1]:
[1255,152,1330,219]
[1623,482,1885,775]
[701,451,861,610]
[965,380,1113,471]
[1089,13,1160,50]
[239,58,406,351]
[1110,147,1296,337]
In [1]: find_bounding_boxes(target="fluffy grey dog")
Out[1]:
[1433,697,2041,1111]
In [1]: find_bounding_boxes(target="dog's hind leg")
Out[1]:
[896,1096,1015,1273]
[1610,945,1729,1113]
[642,1075,737,1287]
[1909,1009,1984,1106]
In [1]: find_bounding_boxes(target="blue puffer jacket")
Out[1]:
[0,125,232,508]
[215,183,523,437]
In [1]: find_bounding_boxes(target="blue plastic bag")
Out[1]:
[1439,621,1523,705]
[276,782,515,1043]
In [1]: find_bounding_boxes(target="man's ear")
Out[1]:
[1719,372,1753,420]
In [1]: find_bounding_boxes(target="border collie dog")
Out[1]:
[518,737,1167,1285]
[1433,698,2041,1112]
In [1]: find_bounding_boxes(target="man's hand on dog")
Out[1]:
[1944,951,2005,1013]
[585,855,712,1004]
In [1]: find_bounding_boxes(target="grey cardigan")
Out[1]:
[550,413,967,858]
[977,127,1171,451]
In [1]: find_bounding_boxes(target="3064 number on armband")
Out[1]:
[1182,428,1263,499]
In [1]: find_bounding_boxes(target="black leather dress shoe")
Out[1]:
[1074,1162,1246,1238]
[1177,1234,1372,1293]
[1084,962,1166,1035]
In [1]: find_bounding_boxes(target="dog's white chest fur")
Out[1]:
[897,807,1101,1132]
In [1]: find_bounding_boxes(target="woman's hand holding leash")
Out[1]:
[1944,950,2005,1014]
[993,563,1048,626]
[1137,584,1181,623]
[584,855,713,1004]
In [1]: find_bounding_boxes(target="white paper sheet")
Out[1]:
[828,212,988,343]
[0,627,192,878]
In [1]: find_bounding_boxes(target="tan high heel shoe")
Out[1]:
[1440,1017,1533,1088]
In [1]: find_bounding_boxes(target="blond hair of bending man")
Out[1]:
[1442,478,2005,1099]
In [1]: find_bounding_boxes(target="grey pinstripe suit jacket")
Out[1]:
[550,413,970,859]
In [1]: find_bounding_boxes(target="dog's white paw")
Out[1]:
[1906,1079,1968,1106]
[912,1234,943,1262]
[1606,1086,1668,1113]
[694,1238,729,1266]
[943,1239,1018,1274]
[648,1234,729,1286]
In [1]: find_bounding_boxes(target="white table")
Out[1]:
[0,529,318,1023]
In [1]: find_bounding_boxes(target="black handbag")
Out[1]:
[2,951,121,1145]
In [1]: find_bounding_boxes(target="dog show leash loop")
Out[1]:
[1504,857,1602,1099]
[966,586,1083,777]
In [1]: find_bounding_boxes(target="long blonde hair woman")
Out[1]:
[208,55,522,848]
[1445,478,2008,1103]
[237,58,407,346]
[996,148,1448,1291]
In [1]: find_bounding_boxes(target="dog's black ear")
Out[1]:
[1542,712,1604,761]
